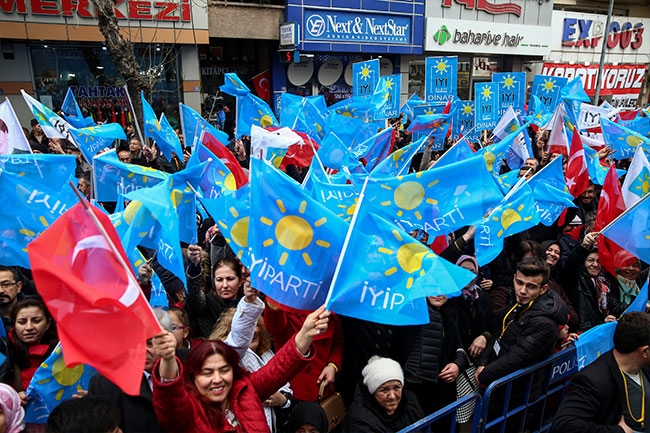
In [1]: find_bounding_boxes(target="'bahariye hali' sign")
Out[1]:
[541,63,647,108]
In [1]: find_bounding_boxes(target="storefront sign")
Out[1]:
[280,22,300,47]
[441,0,524,17]
[0,0,192,21]
[541,63,647,108]
[556,12,647,52]
[286,0,423,54]
[304,10,411,44]
[425,18,551,56]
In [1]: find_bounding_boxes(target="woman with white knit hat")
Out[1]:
[342,356,424,433]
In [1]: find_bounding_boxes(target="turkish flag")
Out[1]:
[266,128,319,170]
[565,130,591,198]
[594,166,627,276]
[251,70,271,101]
[201,130,249,188]
[27,202,161,396]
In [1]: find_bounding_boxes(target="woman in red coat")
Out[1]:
[264,298,344,402]
[151,306,330,433]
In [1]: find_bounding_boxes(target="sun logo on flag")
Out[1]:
[435,59,449,74]
[37,347,86,401]
[492,203,533,237]
[501,74,517,90]
[336,107,359,119]
[260,200,331,266]
[378,229,435,289]
[462,103,473,116]
[336,197,358,222]
[253,109,276,128]
[385,78,394,90]
[623,135,644,147]
[209,169,237,192]
[379,174,439,221]
[542,78,557,93]
[359,63,373,81]
[480,85,493,100]
[631,168,650,197]
[483,147,505,173]
[508,122,519,133]
[218,209,249,259]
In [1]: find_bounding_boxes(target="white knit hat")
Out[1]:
[362,356,404,394]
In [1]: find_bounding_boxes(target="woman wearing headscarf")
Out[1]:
[0,383,25,433]
[541,240,580,330]
[608,249,647,310]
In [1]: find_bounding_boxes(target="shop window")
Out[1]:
[30,43,180,127]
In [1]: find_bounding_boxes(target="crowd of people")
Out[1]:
[0,104,648,433]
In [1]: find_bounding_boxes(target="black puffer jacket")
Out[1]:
[477,289,568,385]
[559,245,624,332]
[343,383,424,433]
[402,303,466,383]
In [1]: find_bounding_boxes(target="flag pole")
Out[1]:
[67,181,163,332]
[598,191,650,236]
[122,85,144,144]
[323,176,369,309]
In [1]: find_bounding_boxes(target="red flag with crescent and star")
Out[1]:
[27,202,161,396]
[565,130,591,198]
[252,69,271,102]
[594,166,627,276]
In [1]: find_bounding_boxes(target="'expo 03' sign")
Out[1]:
[304,10,411,44]
[562,18,644,50]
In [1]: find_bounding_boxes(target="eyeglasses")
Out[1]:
[171,324,185,332]
[0,281,17,289]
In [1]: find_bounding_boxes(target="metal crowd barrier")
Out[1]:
[398,347,578,433]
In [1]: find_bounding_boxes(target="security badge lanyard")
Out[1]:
[494,301,534,356]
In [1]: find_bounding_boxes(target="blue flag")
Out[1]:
[493,72,526,115]
[0,153,77,184]
[474,82,500,131]
[575,321,617,371]
[530,75,568,113]
[456,100,478,141]
[278,93,327,142]
[309,175,359,223]
[400,93,425,123]
[0,169,76,267]
[601,117,650,160]
[180,103,230,149]
[364,154,503,237]
[525,95,553,127]
[124,178,188,290]
[497,170,520,195]
[61,88,95,129]
[601,193,650,264]
[352,59,380,99]
[93,150,169,201]
[141,93,183,161]
[477,121,531,175]
[475,184,541,266]
[582,143,626,185]
[353,127,395,171]
[375,74,401,120]
[326,209,475,325]
[129,248,168,308]
[317,134,365,173]
[425,56,458,102]
[187,143,239,199]
[407,112,453,135]
[528,156,576,226]
[68,123,126,163]
[370,136,426,178]
[220,73,279,137]
[434,139,475,168]
[24,344,97,424]
[248,158,349,310]
[199,184,252,267]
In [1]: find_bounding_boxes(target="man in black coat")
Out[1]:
[476,257,568,385]
[552,312,650,433]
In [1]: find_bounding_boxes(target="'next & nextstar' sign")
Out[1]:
[304,10,411,44]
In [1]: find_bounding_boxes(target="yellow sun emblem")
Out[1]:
[378,173,439,221]
[481,85,493,100]
[542,78,557,93]
[260,199,331,266]
[492,203,533,237]
[502,74,516,90]
[378,230,435,289]
[462,103,473,116]
[359,63,372,81]
[219,207,250,260]
[435,59,448,74]
[36,346,87,401]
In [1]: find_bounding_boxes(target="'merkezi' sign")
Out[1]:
[0,0,191,21]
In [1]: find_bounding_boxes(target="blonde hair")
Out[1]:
[209,308,273,356]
